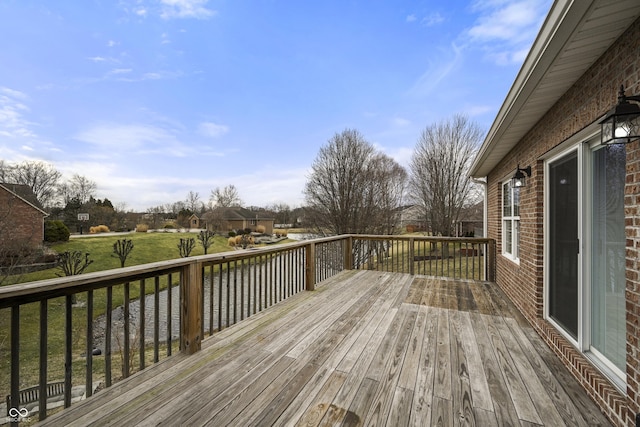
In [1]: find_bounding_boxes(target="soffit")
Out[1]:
[470,0,640,177]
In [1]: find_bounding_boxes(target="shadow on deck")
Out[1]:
[38,270,611,426]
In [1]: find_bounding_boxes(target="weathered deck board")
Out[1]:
[37,271,612,427]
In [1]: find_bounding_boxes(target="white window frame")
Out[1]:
[501,179,520,263]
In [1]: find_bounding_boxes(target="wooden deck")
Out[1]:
[38,270,611,426]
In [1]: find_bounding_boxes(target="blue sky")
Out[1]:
[0,0,551,211]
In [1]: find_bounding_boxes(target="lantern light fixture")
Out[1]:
[600,85,640,145]
[512,164,531,188]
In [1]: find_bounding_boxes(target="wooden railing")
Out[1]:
[0,234,494,423]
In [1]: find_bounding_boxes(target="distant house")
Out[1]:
[399,205,427,232]
[211,207,274,235]
[0,183,48,248]
[399,203,483,236]
[188,214,202,229]
[454,201,483,237]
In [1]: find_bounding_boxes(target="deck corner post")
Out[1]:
[181,261,202,355]
[305,242,316,291]
[487,239,496,282]
[343,235,353,270]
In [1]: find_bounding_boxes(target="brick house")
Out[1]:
[0,183,47,248]
[209,207,274,235]
[469,2,640,425]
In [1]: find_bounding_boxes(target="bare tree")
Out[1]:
[9,160,62,208]
[185,191,203,213]
[266,203,293,226]
[304,129,407,235]
[370,154,408,235]
[210,185,242,208]
[68,174,97,204]
[408,114,482,237]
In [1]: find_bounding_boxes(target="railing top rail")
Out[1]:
[0,233,494,307]
[346,234,493,243]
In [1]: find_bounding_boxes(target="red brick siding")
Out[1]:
[485,17,640,426]
[0,187,44,248]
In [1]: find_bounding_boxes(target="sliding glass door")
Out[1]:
[545,140,626,385]
[548,151,579,339]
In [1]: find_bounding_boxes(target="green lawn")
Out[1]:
[10,231,234,284]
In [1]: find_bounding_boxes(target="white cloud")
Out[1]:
[74,123,188,157]
[465,104,494,117]
[406,14,417,23]
[159,0,216,20]
[0,87,28,100]
[421,12,444,27]
[392,117,411,127]
[110,68,133,75]
[198,122,229,138]
[88,56,107,62]
[409,43,463,97]
[466,0,550,64]
[0,87,37,140]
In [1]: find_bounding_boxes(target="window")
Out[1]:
[502,179,520,260]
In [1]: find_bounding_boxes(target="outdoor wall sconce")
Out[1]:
[512,164,531,188]
[600,85,640,145]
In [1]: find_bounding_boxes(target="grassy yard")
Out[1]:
[9,231,235,284]
[0,231,288,402]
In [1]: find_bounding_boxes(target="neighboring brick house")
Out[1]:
[469,2,640,425]
[0,182,47,248]
[210,207,274,235]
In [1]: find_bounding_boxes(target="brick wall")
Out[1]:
[485,17,640,426]
[0,186,44,248]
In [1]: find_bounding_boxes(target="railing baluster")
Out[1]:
[218,266,223,331]
[200,269,205,340]
[279,251,283,302]
[240,259,245,321]
[10,305,19,425]
[139,280,145,371]
[39,299,47,421]
[167,274,173,356]
[64,295,72,408]
[86,290,93,398]
[252,257,257,314]
[209,265,214,336]
[106,286,112,386]
[226,262,230,328]
[124,282,130,378]
[154,276,160,363]
[269,253,274,306]
[233,260,238,325]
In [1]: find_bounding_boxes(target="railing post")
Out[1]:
[409,237,415,275]
[486,239,496,282]
[344,236,353,270]
[181,261,202,355]
[305,242,316,291]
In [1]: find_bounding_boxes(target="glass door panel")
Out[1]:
[549,152,579,339]
[591,144,626,371]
